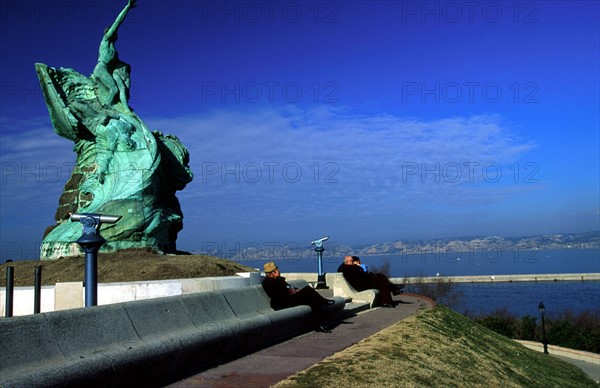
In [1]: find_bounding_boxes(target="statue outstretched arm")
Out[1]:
[105,0,137,40]
[95,0,136,105]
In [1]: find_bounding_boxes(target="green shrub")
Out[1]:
[403,272,463,306]
[473,308,519,338]
[470,309,600,354]
[518,315,537,340]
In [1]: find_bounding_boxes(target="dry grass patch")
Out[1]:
[0,249,255,286]
[276,306,596,388]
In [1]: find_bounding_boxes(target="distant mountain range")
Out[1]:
[348,231,600,255]
[197,232,599,260]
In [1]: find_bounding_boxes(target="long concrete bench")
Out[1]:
[0,280,345,387]
[325,272,380,308]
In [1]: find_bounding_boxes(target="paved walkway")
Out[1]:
[167,294,598,387]
[167,294,432,387]
[515,340,600,383]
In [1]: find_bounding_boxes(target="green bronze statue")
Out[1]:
[36,0,193,259]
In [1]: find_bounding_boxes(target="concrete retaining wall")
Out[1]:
[395,273,600,284]
[0,280,346,387]
[0,272,261,317]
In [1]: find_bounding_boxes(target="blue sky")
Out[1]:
[1,0,599,260]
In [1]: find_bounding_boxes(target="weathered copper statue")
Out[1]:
[36,0,193,259]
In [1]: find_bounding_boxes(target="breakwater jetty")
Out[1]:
[395,273,600,284]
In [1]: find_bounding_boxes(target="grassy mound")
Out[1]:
[0,249,255,287]
[276,306,596,387]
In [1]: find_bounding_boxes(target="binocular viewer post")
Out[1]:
[311,236,329,289]
[70,213,121,307]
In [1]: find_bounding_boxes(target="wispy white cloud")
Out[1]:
[1,106,537,251]
[0,117,73,211]
[144,107,537,244]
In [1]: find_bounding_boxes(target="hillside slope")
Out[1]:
[276,306,596,387]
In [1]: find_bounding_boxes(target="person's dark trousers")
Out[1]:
[290,286,330,309]
[371,273,394,305]
[290,286,331,329]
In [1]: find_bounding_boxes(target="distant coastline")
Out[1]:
[357,246,600,256]
[352,232,599,257]
[203,231,600,261]
[356,246,599,257]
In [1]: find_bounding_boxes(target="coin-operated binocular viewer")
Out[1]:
[71,213,121,307]
[310,236,329,289]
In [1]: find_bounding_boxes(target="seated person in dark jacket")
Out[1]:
[261,261,334,332]
[337,255,403,307]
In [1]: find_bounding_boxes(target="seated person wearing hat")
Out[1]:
[261,261,334,332]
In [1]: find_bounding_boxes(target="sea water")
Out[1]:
[447,280,600,318]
